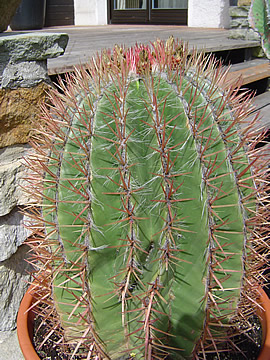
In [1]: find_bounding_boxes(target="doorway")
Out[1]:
[109,0,188,25]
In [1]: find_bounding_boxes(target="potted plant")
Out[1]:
[17,284,270,359]
[19,38,270,359]
[10,0,46,31]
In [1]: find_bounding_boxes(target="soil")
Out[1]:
[33,314,262,360]
[32,315,84,360]
[204,315,262,360]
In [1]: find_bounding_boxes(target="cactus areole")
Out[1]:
[27,39,269,359]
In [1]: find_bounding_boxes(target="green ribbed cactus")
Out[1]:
[249,0,270,58]
[26,38,269,359]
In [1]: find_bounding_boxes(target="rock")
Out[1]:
[0,30,68,337]
[0,146,33,261]
[0,82,50,147]
[0,145,33,261]
[0,244,32,331]
[0,32,68,89]
[0,145,32,216]
[0,207,31,262]
[245,29,261,41]
[0,30,69,342]
[0,0,22,32]
[1,60,49,88]
[230,18,249,28]
[229,28,260,41]
[238,0,251,5]
[229,3,260,42]
[0,32,68,64]
[229,6,249,17]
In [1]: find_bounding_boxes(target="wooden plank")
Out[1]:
[111,10,148,24]
[149,9,187,25]
[253,92,270,130]
[253,91,270,108]
[45,0,74,27]
[246,92,270,131]
[43,25,261,75]
[229,59,269,72]
[47,0,73,4]
[228,59,270,85]
[257,143,270,163]
[46,11,74,20]
[46,18,74,27]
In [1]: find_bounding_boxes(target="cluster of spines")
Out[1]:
[24,72,107,359]
[23,38,270,360]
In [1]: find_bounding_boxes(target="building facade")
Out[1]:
[45,0,231,28]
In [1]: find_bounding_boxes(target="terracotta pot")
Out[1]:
[17,283,40,360]
[257,288,270,360]
[17,286,270,360]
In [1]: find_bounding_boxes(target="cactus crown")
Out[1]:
[26,38,269,359]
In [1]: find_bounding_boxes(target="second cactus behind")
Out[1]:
[249,0,270,58]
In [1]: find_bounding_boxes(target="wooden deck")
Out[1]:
[23,24,262,75]
[17,25,269,132]
[249,92,270,132]
[228,59,270,85]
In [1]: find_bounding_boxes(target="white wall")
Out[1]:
[74,0,107,26]
[74,0,229,28]
[188,0,230,28]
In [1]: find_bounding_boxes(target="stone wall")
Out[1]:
[0,32,68,333]
[229,0,260,40]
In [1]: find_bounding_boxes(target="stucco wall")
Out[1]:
[74,0,107,26]
[188,0,230,28]
[74,0,230,28]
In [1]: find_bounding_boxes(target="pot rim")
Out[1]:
[17,285,270,360]
[257,287,270,360]
[17,283,40,360]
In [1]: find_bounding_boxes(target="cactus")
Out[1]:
[26,38,269,359]
[249,0,270,58]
